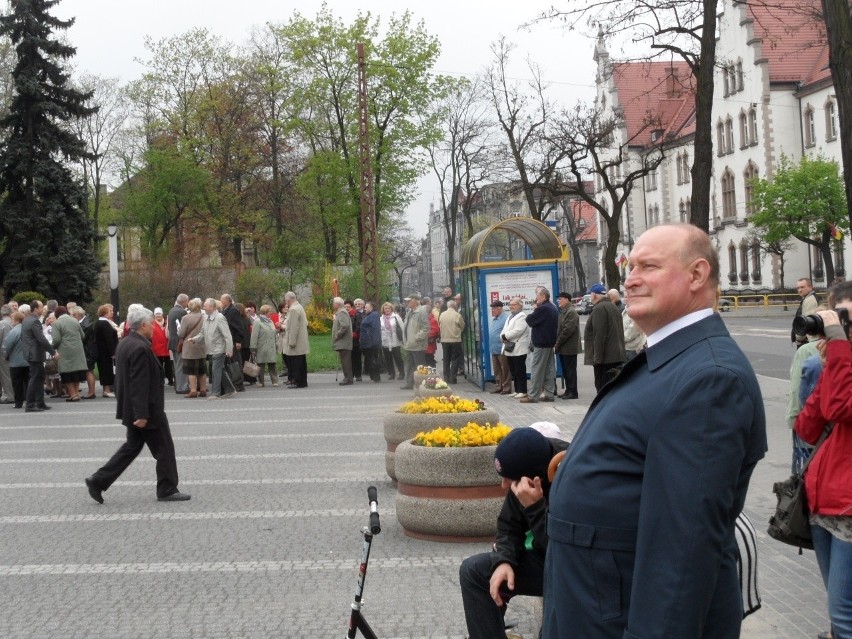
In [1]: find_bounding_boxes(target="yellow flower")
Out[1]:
[399,396,484,414]
[414,423,512,447]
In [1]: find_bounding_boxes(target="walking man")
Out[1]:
[168,294,189,394]
[85,305,190,504]
[521,286,559,403]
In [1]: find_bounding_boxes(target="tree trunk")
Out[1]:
[603,216,623,289]
[689,0,718,232]
[821,0,852,231]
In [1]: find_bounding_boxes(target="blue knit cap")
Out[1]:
[494,428,551,480]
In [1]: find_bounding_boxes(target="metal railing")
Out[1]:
[721,293,826,313]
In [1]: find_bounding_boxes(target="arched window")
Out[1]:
[682,152,690,183]
[685,197,692,222]
[751,239,761,283]
[721,169,737,219]
[723,67,730,97]
[739,240,749,284]
[679,200,687,223]
[736,60,744,91]
[725,117,735,154]
[834,239,846,279]
[717,121,726,155]
[728,241,738,285]
[804,106,816,147]
[825,99,838,141]
[739,111,749,148]
[748,107,758,146]
[743,162,759,215]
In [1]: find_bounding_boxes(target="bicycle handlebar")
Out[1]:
[367,485,381,534]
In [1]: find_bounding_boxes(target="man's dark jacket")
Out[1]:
[115,331,166,429]
[583,298,626,365]
[525,300,559,348]
[20,314,54,363]
[555,304,582,355]
[491,437,569,571]
[167,304,187,351]
[221,304,246,345]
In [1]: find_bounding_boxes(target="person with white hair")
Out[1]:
[0,304,14,403]
[332,297,354,385]
[85,305,190,504]
[282,291,309,388]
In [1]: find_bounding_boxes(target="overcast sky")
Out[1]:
[53,0,597,237]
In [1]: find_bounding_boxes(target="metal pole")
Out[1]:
[107,224,120,323]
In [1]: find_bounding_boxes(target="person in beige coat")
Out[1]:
[283,291,309,388]
[400,293,429,389]
[332,297,353,385]
[439,301,465,384]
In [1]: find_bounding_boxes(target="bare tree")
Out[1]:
[536,0,717,232]
[485,37,574,221]
[425,76,498,284]
[74,74,129,250]
[551,102,667,288]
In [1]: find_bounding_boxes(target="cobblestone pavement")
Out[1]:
[0,362,828,638]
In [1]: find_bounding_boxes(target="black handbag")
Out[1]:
[503,341,516,353]
[767,427,831,551]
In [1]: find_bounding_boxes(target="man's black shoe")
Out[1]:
[339,380,353,385]
[38,404,52,410]
[85,477,104,504]
[175,390,189,395]
[0,399,14,404]
[25,406,45,412]
[158,491,191,502]
[399,385,413,390]
[561,392,578,400]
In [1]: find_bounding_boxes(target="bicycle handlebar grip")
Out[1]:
[367,485,381,534]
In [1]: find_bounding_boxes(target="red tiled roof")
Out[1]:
[747,0,828,86]
[610,61,695,146]
[570,199,598,242]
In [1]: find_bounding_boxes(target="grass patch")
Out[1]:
[307,334,338,372]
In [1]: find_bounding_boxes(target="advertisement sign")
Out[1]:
[484,269,554,312]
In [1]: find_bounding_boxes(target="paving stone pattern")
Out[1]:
[0,362,828,638]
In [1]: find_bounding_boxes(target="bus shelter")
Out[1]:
[456,218,565,390]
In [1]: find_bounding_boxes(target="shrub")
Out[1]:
[305,301,331,335]
[12,291,47,306]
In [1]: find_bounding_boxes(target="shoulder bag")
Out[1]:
[767,426,832,551]
[243,353,260,378]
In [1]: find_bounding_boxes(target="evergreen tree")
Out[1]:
[0,0,100,302]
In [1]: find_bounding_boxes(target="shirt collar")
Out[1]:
[645,308,714,348]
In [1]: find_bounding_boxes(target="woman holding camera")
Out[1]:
[795,295,852,639]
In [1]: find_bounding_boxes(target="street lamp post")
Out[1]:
[107,223,120,322]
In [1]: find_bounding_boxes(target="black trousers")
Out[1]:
[11,366,29,407]
[558,353,578,395]
[351,339,362,379]
[442,342,462,384]
[507,355,528,394]
[459,551,545,639]
[593,362,622,392]
[363,347,382,381]
[288,354,307,387]
[90,416,179,499]
[382,346,404,378]
[25,361,46,408]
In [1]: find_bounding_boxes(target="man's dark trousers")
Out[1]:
[442,342,462,384]
[25,361,46,409]
[89,417,179,499]
[459,551,544,639]
[593,362,621,392]
[559,353,578,395]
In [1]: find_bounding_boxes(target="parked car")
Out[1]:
[576,294,594,315]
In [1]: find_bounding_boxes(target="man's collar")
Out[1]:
[645,308,714,348]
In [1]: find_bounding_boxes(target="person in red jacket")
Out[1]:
[423,297,441,367]
[795,282,852,639]
[151,308,172,385]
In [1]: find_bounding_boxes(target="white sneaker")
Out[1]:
[513,392,525,398]
[221,392,235,399]
[207,394,220,400]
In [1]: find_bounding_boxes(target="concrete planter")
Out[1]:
[415,383,453,398]
[383,408,500,480]
[412,371,432,390]
[394,439,505,542]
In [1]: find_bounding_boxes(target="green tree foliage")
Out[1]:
[0,0,101,302]
[750,154,848,283]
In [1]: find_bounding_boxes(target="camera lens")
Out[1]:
[792,314,823,336]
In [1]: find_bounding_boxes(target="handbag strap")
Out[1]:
[799,425,833,476]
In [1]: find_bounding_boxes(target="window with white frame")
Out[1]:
[748,107,758,146]
[826,99,838,141]
[736,60,744,92]
[723,67,730,97]
[717,121,726,155]
[679,199,686,222]
[751,239,761,282]
[721,169,736,219]
[685,197,692,222]
[681,152,690,183]
[646,164,658,191]
[804,106,816,147]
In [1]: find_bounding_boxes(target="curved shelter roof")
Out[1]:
[459,217,564,270]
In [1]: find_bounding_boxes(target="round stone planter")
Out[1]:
[412,371,433,390]
[383,408,500,481]
[415,383,453,398]
[394,439,506,542]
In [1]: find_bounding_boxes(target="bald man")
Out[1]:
[543,224,767,639]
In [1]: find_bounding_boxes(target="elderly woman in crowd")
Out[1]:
[70,306,98,399]
[250,305,279,387]
[2,311,29,408]
[501,297,531,398]
[379,301,404,380]
[359,301,382,382]
[51,306,88,402]
[177,298,207,398]
[94,304,119,398]
[151,307,173,386]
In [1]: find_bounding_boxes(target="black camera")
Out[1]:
[793,308,850,338]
